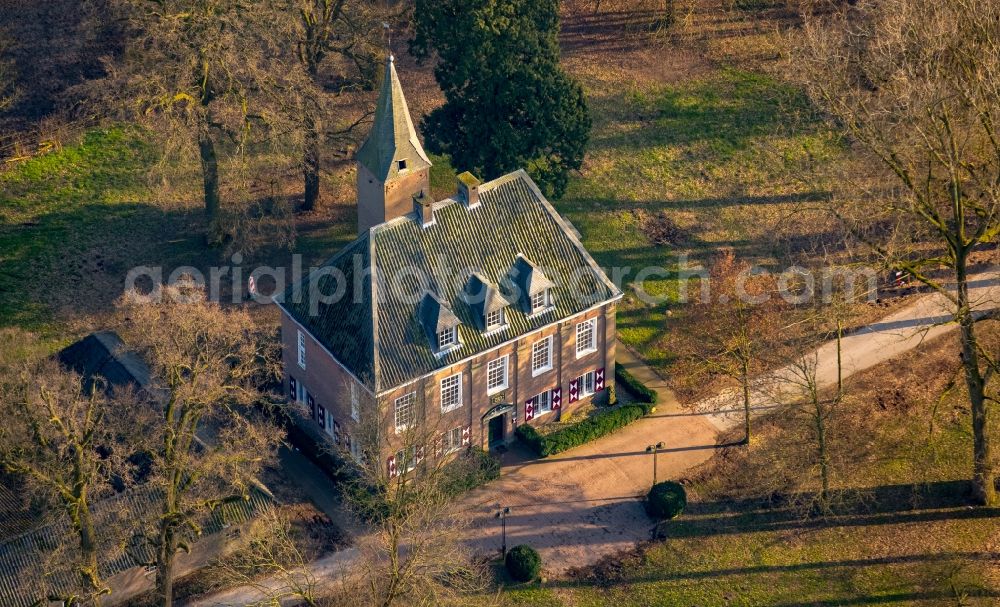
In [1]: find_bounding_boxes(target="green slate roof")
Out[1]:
[355,55,432,181]
[281,170,621,393]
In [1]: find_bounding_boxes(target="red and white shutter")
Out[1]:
[552,387,562,410]
[524,399,535,421]
[416,446,425,464]
[289,377,297,400]
[462,425,471,446]
[317,405,326,427]
[595,367,606,391]
[569,378,580,404]
[387,455,397,479]
[307,393,316,417]
[334,421,341,445]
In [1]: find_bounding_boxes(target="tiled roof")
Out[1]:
[281,170,621,393]
[0,485,273,607]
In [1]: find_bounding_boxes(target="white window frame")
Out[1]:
[323,407,334,437]
[531,336,553,376]
[440,372,463,412]
[395,446,417,473]
[534,389,553,416]
[437,326,459,352]
[296,381,307,404]
[485,307,506,332]
[350,383,360,422]
[297,330,306,369]
[486,355,509,394]
[394,392,416,434]
[576,318,598,357]
[579,371,596,398]
[444,426,463,453]
[530,290,550,315]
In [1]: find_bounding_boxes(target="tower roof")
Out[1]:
[356,55,432,181]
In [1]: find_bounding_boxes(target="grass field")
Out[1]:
[494,325,1000,606]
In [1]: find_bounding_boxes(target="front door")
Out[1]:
[488,414,505,447]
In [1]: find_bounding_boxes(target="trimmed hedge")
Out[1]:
[615,362,658,404]
[505,544,541,582]
[646,481,687,520]
[516,401,653,457]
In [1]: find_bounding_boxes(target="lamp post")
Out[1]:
[495,505,511,557]
[645,441,665,485]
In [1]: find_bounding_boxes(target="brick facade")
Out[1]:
[281,302,616,463]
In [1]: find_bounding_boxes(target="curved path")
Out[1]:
[183,269,1000,605]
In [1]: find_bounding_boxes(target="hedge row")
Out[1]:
[615,362,658,404]
[516,400,654,457]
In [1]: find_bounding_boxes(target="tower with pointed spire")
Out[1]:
[354,55,433,234]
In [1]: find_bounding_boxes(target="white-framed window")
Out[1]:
[324,409,334,437]
[440,372,463,412]
[485,307,506,331]
[437,326,458,350]
[394,392,416,433]
[443,426,463,453]
[531,336,553,375]
[296,381,307,404]
[534,389,553,415]
[297,330,306,369]
[395,446,417,473]
[579,371,596,397]
[350,383,360,422]
[486,356,509,394]
[530,290,550,314]
[576,318,597,356]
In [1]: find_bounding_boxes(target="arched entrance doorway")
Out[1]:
[481,403,514,450]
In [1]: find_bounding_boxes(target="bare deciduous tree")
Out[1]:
[108,0,294,242]
[0,356,137,603]
[293,0,383,211]
[793,0,1000,504]
[114,280,284,607]
[679,248,783,444]
[331,406,493,607]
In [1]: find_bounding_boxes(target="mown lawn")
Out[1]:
[494,326,1000,606]
[557,66,841,369]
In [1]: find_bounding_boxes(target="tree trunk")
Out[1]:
[955,259,995,505]
[156,518,177,607]
[815,400,829,508]
[303,111,321,211]
[198,123,221,244]
[76,500,101,592]
[741,360,751,445]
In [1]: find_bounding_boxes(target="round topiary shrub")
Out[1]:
[505,544,541,582]
[645,481,687,520]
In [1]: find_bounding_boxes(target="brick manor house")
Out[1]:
[278,56,621,476]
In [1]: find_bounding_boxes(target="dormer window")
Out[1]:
[485,307,506,332]
[437,326,457,350]
[530,290,550,314]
